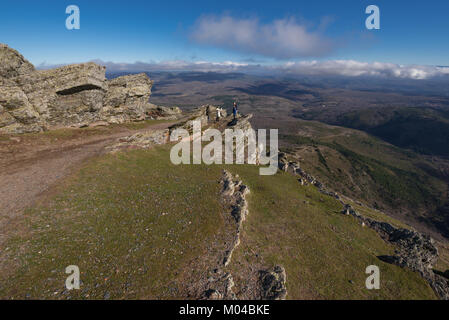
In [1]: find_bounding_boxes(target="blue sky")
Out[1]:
[1,0,449,71]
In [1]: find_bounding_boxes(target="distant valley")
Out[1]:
[136,71,449,240]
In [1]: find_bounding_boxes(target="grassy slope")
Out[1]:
[335,107,449,157]
[297,106,449,157]
[227,166,436,300]
[1,147,225,299]
[280,120,447,220]
[0,145,437,299]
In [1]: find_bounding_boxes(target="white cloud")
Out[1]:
[279,60,449,80]
[86,60,252,73]
[190,15,334,59]
[37,59,449,80]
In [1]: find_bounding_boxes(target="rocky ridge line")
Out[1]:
[203,170,287,300]
[221,170,251,267]
[202,170,251,300]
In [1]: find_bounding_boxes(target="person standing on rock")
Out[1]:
[216,107,222,122]
[206,105,210,123]
[233,101,238,120]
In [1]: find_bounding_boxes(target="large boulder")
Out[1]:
[145,104,183,120]
[0,83,41,133]
[15,63,107,128]
[101,73,153,123]
[105,73,152,106]
[259,266,288,300]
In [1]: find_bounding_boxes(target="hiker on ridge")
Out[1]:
[216,107,223,122]
[206,105,210,122]
[233,101,238,120]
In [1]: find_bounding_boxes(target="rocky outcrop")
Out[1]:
[280,150,449,299]
[100,73,153,124]
[227,114,253,131]
[146,105,182,120]
[202,170,251,300]
[278,153,328,192]
[221,170,251,267]
[259,266,288,300]
[342,204,449,299]
[106,129,170,153]
[168,105,212,135]
[0,44,34,79]
[0,83,41,133]
[106,104,231,154]
[17,63,107,130]
[344,204,439,273]
[203,170,288,300]
[0,44,181,134]
[202,272,237,300]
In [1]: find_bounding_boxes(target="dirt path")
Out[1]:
[0,121,175,245]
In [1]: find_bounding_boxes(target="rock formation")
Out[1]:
[259,266,288,300]
[0,44,180,134]
[342,204,449,300]
[0,44,34,78]
[106,129,170,153]
[202,170,251,300]
[220,170,251,267]
[279,151,449,299]
[202,169,288,300]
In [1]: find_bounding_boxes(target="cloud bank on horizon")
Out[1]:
[282,60,449,80]
[38,59,449,81]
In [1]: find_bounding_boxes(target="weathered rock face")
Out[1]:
[0,83,41,133]
[18,63,107,128]
[101,73,153,124]
[0,44,35,79]
[0,44,179,134]
[147,105,182,120]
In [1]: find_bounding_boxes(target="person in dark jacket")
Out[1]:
[232,101,238,120]
[206,105,210,122]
